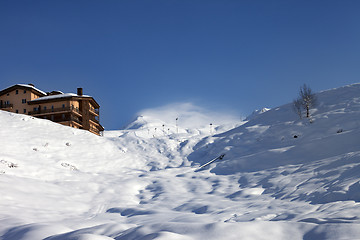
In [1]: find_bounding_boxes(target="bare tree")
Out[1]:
[294,84,317,118]
[300,84,317,118]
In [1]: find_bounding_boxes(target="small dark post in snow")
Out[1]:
[176,117,179,134]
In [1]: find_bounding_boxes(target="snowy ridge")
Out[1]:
[245,107,270,121]
[1,83,360,239]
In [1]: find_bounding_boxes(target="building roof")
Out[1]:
[1,84,100,108]
[28,93,100,108]
[0,84,47,96]
[30,93,91,101]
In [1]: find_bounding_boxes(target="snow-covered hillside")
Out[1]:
[1,84,360,240]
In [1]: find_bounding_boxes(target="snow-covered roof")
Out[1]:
[0,84,47,96]
[49,90,64,94]
[30,93,91,102]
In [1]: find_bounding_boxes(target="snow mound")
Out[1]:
[189,83,360,204]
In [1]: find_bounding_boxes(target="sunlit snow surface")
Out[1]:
[1,84,360,240]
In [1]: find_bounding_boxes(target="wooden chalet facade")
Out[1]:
[0,84,104,135]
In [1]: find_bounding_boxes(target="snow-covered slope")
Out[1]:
[1,83,360,240]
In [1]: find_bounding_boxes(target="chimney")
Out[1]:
[28,83,35,87]
[77,88,83,96]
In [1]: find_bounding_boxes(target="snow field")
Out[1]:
[1,83,360,239]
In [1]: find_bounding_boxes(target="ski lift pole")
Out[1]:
[176,117,179,134]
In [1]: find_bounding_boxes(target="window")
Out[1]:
[16,90,18,94]
[22,99,27,103]
[62,104,65,108]
[6,93,9,96]
[44,106,47,110]
[62,114,65,119]
[24,90,26,94]
[33,107,38,111]
[23,109,26,113]
[16,110,19,113]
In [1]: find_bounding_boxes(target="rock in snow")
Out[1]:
[1,83,360,240]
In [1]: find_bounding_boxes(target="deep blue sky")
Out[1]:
[1,1,360,129]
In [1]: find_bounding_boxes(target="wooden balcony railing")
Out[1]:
[89,107,99,115]
[89,125,101,135]
[89,115,100,124]
[29,106,80,115]
[59,116,83,126]
[0,104,13,109]
[43,115,82,126]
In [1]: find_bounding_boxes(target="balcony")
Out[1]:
[89,115,100,124]
[0,104,13,109]
[89,125,103,135]
[38,114,83,126]
[59,116,83,126]
[29,106,80,116]
[89,107,99,115]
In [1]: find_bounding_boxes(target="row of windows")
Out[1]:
[5,90,27,96]
[15,109,27,114]
[4,100,68,109]
[14,90,27,95]
[31,104,73,113]
[2,99,27,104]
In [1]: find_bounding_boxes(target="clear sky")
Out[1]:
[1,0,360,130]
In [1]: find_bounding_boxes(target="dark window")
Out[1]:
[62,104,65,108]
[16,90,18,94]
[16,110,19,113]
[6,93,9,96]
[33,107,37,111]
[24,90,26,93]
[23,109,26,113]
[22,99,27,103]
[44,106,47,110]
